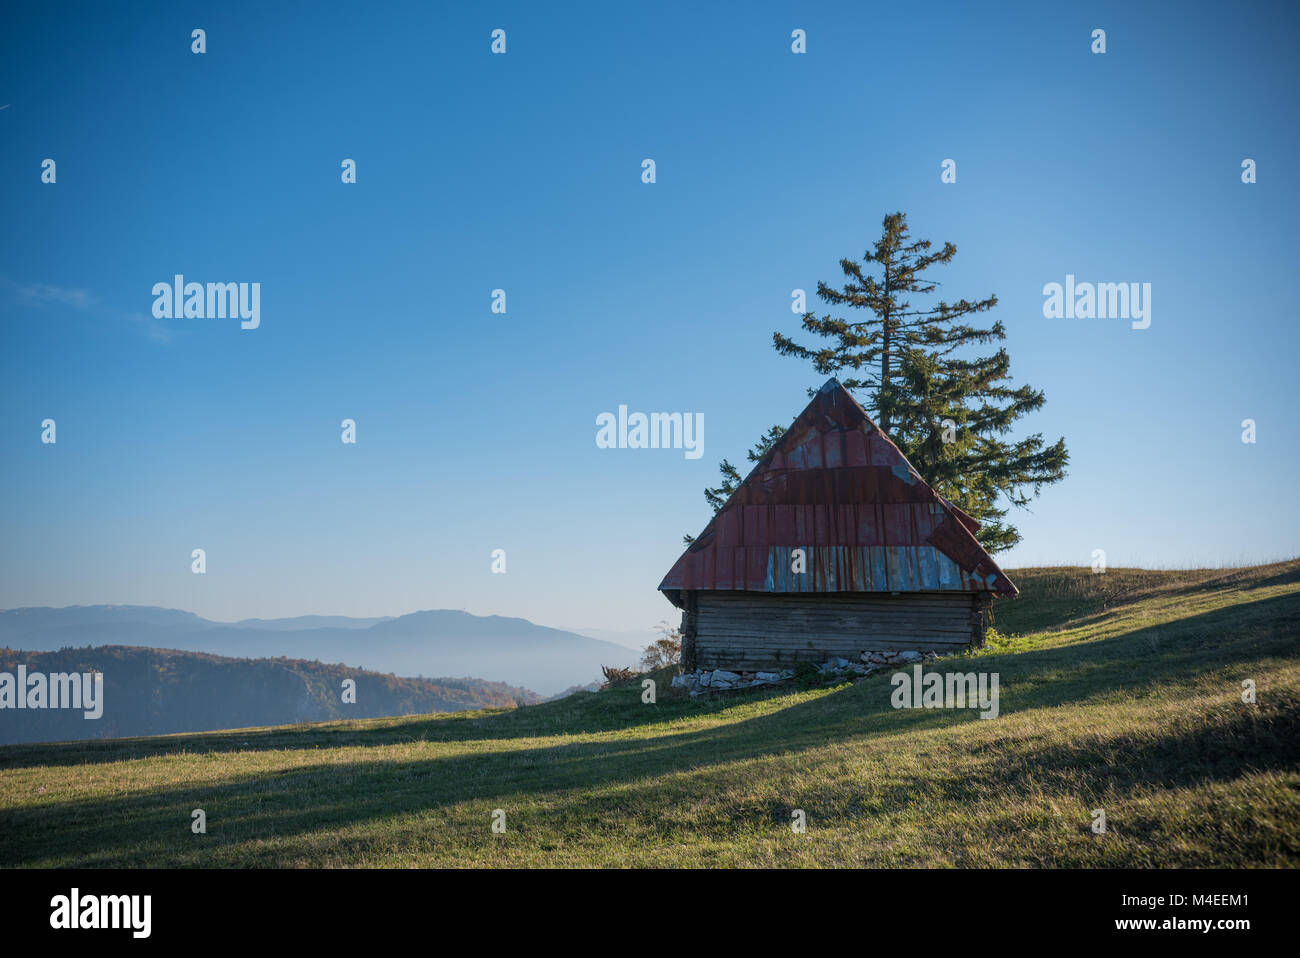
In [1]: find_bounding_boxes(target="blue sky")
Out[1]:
[1,0,1297,633]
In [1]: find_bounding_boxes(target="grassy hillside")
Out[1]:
[1,560,1297,867]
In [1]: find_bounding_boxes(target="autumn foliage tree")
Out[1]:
[640,621,682,671]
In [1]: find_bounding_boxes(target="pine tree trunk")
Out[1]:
[880,264,891,433]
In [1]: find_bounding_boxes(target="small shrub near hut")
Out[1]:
[793,661,821,689]
[600,622,683,690]
[600,665,639,688]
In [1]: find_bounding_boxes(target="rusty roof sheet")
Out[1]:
[659,378,1018,605]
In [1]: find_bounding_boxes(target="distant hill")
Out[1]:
[0,605,209,635]
[0,605,634,695]
[0,645,541,745]
[230,615,393,631]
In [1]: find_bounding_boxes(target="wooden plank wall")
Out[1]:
[693,590,979,671]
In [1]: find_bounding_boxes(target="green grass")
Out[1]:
[2,560,1298,867]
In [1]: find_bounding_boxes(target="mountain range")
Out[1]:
[0,605,637,696]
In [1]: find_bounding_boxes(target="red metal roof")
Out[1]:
[659,378,1018,606]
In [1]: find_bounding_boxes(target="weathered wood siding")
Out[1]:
[692,590,981,672]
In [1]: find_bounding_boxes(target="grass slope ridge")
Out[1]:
[0,646,541,745]
[1,560,1297,867]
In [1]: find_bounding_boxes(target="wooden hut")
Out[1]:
[658,378,1017,672]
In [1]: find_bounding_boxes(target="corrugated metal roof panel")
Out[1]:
[659,378,1018,604]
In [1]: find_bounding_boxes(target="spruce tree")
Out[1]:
[698,212,1067,553]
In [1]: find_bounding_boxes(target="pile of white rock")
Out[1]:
[672,668,793,695]
[860,650,938,667]
[671,650,942,696]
